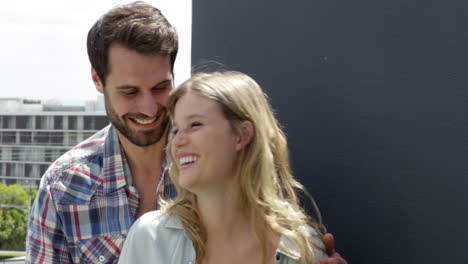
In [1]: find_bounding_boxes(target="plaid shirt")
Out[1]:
[26,125,175,264]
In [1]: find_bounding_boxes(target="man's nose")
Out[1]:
[138,93,159,117]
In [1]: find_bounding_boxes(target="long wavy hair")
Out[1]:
[163,71,325,264]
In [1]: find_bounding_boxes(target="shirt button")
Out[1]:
[99,255,106,262]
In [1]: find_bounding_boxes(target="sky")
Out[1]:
[0,0,192,101]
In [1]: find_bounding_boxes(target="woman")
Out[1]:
[119,71,327,264]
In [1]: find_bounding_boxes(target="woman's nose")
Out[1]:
[172,131,187,148]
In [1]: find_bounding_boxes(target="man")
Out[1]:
[26,2,347,263]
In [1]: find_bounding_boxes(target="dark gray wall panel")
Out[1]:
[192,1,468,263]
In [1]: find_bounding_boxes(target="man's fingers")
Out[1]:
[322,233,336,256]
[333,252,348,264]
[316,253,348,264]
[315,258,334,264]
[320,233,348,264]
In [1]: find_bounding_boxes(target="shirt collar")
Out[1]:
[102,125,169,193]
[101,125,128,192]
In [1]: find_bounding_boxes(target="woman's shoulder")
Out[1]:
[119,210,187,263]
[278,225,328,261]
[131,210,183,238]
[134,210,172,227]
[303,225,328,259]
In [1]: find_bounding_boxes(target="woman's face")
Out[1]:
[170,91,241,193]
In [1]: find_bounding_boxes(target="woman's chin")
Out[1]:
[178,175,198,191]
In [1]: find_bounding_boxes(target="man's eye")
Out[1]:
[122,90,136,95]
[154,85,168,91]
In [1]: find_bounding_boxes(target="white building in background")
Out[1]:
[0,98,108,186]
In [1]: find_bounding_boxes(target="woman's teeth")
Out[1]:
[180,156,199,165]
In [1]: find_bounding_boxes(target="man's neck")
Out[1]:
[117,132,167,177]
[117,131,167,218]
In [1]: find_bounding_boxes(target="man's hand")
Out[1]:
[316,233,348,264]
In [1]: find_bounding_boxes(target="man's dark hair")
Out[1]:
[87,1,178,86]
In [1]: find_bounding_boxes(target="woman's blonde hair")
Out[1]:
[164,71,326,264]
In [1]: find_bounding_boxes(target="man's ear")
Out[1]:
[236,120,254,151]
[91,67,104,93]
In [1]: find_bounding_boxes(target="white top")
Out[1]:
[118,210,327,264]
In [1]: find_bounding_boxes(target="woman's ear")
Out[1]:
[236,120,254,151]
[91,67,104,93]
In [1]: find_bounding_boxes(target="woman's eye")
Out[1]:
[191,122,202,128]
[171,128,178,135]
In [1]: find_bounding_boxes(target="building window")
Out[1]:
[25,164,33,177]
[68,116,77,129]
[12,148,20,161]
[16,116,28,129]
[84,116,93,130]
[39,164,49,176]
[54,116,63,129]
[35,132,50,144]
[5,163,12,176]
[45,149,53,162]
[35,116,42,129]
[2,131,16,144]
[83,132,95,141]
[50,132,64,145]
[2,116,13,128]
[25,149,37,162]
[95,116,109,129]
[6,179,15,185]
[30,149,43,162]
[69,133,78,146]
[36,116,45,129]
[20,131,33,144]
[0,147,11,160]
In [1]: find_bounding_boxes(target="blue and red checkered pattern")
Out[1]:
[26,125,175,264]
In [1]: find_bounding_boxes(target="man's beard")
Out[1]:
[104,95,169,147]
